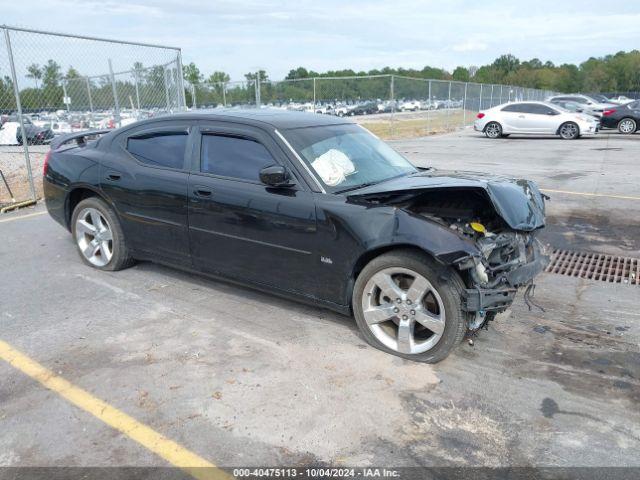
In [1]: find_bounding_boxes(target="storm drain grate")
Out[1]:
[545,249,640,285]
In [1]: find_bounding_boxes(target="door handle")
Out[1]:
[194,187,212,197]
[106,171,121,181]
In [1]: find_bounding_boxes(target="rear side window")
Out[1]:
[201,134,275,182]
[126,131,188,169]
[529,104,557,115]
[501,104,520,112]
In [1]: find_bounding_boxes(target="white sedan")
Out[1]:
[474,101,599,140]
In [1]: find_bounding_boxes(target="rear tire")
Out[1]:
[71,197,135,271]
[484,122,502,139]
[559,122,580,139]
[617,118,637,134]
[352,250,467,363]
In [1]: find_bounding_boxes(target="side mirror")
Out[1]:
[259,164,295,187]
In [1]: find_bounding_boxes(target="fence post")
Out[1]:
[191,83,197,109]
[255,71,261,107]
[490,84,494,107]
[479,83,483,111]
[133,73,141,111]
[85,77,94,126]
[313,77,316,112]
[427,80,433,135]
[462,82,468,128]
[163,65,171,111]
[223,82,227,106]
[446,81,452,131]
[62,79,70,113]
[3,27,36,201]
[390,75,395,138]
[108,59,121,127]
[176,51,186,109]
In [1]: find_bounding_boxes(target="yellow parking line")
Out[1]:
[541,188,640,201]
[0,339,229,480]
[0,210,47,223]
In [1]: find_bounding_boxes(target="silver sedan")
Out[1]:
[474,101,599,140]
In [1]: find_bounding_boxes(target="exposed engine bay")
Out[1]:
[356,186,549,331]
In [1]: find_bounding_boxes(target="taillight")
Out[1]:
[43,150,52,176]
[603,109,616,116]
[108,119,115,129]
[476,112,485,119]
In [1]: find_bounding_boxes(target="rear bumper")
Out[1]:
[43,176,69,230]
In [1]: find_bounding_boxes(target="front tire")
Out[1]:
[352,250,467,363]
[484,121,502,139]
[71,197,135,271]
[559,122,580,139]
[617,118,637,134]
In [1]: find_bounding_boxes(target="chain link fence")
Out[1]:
[187,74,555,140]
[1,25,556,212]
[0,25,185,210]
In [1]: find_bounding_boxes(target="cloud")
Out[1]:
[2,0,640,79]
[452,40,488,53]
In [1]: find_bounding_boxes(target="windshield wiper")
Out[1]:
[334,181,381,194]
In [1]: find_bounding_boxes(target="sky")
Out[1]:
[2,0,640,81]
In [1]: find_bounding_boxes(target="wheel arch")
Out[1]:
[618,117,638,132]
[483,120,502,132]
[65,186,113,230]
[556,120,580,136]
[346,243,463,314]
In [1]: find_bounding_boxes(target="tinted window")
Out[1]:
[529,104,557,115]
[629,101,640,110]
[501,104,526,112]
[126,131,187,169]
[201,134,275,182]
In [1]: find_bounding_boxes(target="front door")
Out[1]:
[188,122,318,296]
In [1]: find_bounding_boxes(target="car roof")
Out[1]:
[143,108,352,130]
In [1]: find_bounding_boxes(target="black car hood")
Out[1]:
[347,169,546,231]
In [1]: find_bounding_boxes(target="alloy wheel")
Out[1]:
[619,119,636,134]
[560,123,578,139]
[361,267,446,355]
[75,207,114,267]
[485,123,501,138]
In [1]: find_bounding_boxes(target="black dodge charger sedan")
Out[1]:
[44,110,548,363]
[600,100,640,134]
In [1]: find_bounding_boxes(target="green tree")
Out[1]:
[452,66,470,82]
[182,62,202,85]
[26,64,42,89]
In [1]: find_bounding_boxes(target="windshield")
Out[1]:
[283,124,417,193]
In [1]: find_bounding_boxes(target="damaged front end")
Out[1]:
[350,171,550,331]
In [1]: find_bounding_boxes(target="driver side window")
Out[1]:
[200,134,276,183]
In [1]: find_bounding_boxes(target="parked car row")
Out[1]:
[475,95,639,139]
[0,108,174,145]
[278,98,464,117]
[474,101,600,140]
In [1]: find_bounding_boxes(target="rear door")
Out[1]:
[100,121,193,265]
[187,122,319,295]
[499,104,526,131]
[522,104,562,133]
